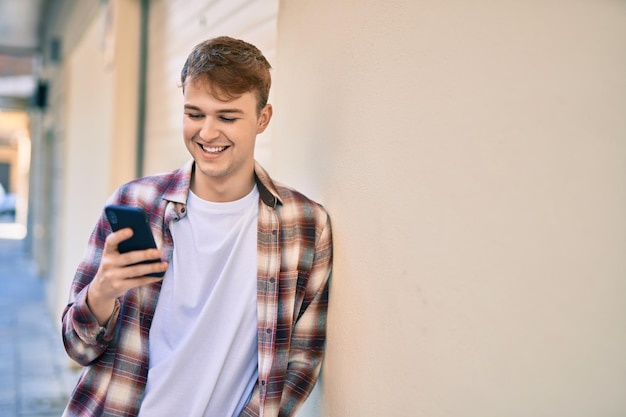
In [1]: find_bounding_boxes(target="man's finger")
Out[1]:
[103,228,134,253]
[122,261,169,280]
[118,249,163,267]
[120,275,167,292]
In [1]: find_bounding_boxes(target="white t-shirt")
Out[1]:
[138,186,259,417]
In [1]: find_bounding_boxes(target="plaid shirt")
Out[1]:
[62,160,332,417]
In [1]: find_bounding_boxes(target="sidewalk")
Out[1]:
[0,233,79,416]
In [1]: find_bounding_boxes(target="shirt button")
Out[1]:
[271,229,277,236]
[181,207,186,214]
[266,328,272,334]
[269,277,275,284]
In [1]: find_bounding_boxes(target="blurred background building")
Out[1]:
[0,0,39,233]
[1,1,625,416]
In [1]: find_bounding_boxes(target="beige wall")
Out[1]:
[49,0,141,321]
[54,9,114,318]
[30,0,100,279]
[275,1,626,416]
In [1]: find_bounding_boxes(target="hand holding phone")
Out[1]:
[104,205,166,278]
[87,205,167,325]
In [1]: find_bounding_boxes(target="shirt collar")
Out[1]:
[162,159,283,208]
[254,160,283,208]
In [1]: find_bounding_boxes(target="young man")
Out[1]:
[62,37,333,417]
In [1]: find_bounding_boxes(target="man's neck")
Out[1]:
[190,169,256,203]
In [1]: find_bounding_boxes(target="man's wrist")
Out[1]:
[86,284,117,326]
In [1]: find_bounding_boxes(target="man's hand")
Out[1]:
[87,228,168,325]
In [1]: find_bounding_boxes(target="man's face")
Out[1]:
[182,78,271,199]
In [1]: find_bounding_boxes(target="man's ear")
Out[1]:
[257,104,273,134]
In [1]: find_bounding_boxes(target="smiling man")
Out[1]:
[61,37,333,417]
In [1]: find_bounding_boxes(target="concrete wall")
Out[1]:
[274,1,626,416]
[53,8,115,321]
[37,0,142,322]
[30,0,100,278]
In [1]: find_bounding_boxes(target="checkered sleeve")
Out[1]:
[279,211,333,415]
[61,209,119,366]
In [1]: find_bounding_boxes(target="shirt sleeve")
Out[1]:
[61,210,120,366]
[279,212,333,415]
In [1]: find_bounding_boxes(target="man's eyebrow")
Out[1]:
[183,104,244,114]
[217,108,244,114]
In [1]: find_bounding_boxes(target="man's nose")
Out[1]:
[199,118,219,140]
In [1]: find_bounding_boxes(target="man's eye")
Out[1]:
[219,116,237,123]
[186,113,203,119]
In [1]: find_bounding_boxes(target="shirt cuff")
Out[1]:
[72,286,121,346]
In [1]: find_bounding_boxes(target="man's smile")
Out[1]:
[200,144,230,154]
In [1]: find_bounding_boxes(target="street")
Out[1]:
[0,231,79,416]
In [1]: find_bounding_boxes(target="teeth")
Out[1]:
[201,145,227,153]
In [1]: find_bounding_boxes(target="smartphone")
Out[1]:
[104,205,165,277]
